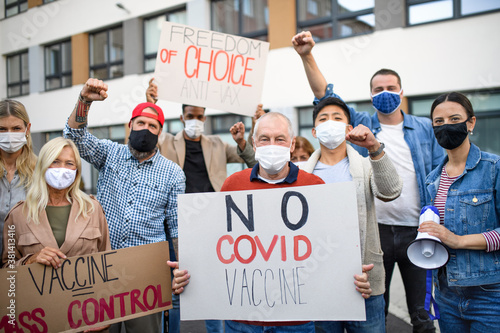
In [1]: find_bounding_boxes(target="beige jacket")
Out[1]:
[2,197,110,267]
[301,145,402,295]
[158,131,253,192]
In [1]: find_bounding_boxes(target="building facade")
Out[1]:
[1,0,499,191]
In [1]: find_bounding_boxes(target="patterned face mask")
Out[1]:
[371,90,402,115]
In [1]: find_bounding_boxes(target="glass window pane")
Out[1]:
[6,7,19,17]
[461,0,500,15]
[90,31,108,66]
[62,75,72,87]
[110,125,126,140]
[20,1,28,12]
[144,59,156,72]
[242,0,268,34]
[302,22,334,41]
[21,53,29,81]
[7,55,21,84]
[46,45,60,76]
[299,108,314,127]
[110,64,124,78]
[297,0,332,21]
[466,92,500,113]
[8,86,21,97]
[471,116,500,156]
[212,115,244,132]
[169,10,187,24]
[6,0,18,5]
[90,68,108,80]
[90,127,109,139]
[337,0,374,14]
[46,78,61,90]
[21,83,29,95]
[110,27,124,62]
[339,13,374,37]
[212,0,239,34]
[165,119,184,134]
[145,16,164,55]
[346,101,375,115]
[410,98,435,117]
[408,0,453,25]
[62,41,72,72]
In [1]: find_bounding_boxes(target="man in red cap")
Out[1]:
[64,78,185,333]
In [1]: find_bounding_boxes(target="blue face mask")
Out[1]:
[371,90,402,114]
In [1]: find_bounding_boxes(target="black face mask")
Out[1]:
[433,121,469,150]
[129,129,158,152]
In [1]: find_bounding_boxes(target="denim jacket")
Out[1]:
[316,83,445,207]
[425,143,500,287]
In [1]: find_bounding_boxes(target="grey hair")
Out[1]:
[252,112,295,142]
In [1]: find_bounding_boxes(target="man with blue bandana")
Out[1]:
[292,31,445,333]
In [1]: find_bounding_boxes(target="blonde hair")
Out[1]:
[25,137,94,224]
[0,100,37,187]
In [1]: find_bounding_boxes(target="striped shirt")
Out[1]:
[435,165,500,252]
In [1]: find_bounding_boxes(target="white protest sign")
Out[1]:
[153,22,269,116]
[178,182,365,322]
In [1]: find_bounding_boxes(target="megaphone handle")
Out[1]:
[424,270,440,320]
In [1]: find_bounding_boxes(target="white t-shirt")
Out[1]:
[375,122,421,227]
[313,157,352,184]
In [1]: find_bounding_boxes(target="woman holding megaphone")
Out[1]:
[419,92,500,332]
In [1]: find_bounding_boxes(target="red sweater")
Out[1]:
[221,167,324,191]
[220,164,324,326]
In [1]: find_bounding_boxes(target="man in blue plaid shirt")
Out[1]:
[64,78,185,333]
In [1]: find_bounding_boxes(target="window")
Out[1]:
[211,114,253,175]
[409,90,500,155]
[7,51,29,97]
[5,0,28,17]
[211,0,269,40]
[297,0,375,41]
[407,0,500,26]
[144,8,187,73]
[164,118,184,135]
[45,40,72,91]
[89,26,124,80]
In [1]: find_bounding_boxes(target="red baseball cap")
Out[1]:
[129,102,165,127]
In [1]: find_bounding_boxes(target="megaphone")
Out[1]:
[407,206,450,270]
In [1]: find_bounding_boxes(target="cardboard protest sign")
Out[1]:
[0,242,171,332]
[178,182,366,322]
[154,22,269,116]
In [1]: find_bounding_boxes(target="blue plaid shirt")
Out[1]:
[64,123,185,249]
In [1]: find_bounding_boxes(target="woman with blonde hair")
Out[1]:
[0,100,37,254]
[2,137,110,269]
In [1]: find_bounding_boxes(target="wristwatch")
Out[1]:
[369,142,385,158]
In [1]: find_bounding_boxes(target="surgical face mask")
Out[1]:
[371,90,402,115]
[0,131,27,153]
[184,119,205,139]
[129,129,158,152]
[433,121,469,150]
[45,167,77,190]
[315,120,347,150]
[255,145,290,175]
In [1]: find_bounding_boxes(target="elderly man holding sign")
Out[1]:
[168,112,377,332]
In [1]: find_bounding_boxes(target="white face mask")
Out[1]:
[314,120,347,150]
[255,145,291,175]
[45,168,77,190]
[183,119,205,139]
[0,131,27,153]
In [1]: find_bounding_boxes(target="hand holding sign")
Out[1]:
[25,246,67,268]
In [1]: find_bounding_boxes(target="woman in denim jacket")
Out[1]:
[419,92,500,332]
